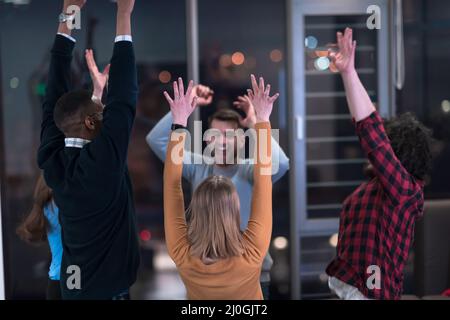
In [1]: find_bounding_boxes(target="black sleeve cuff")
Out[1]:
[52,34,76,55]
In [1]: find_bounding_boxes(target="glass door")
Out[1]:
[288,0,391,298]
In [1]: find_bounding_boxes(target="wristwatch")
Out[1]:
[58,13,75,24]
[171,123,187,131]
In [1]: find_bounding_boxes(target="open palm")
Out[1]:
[164,78,197,127]
[328,28,356,73]
[248,74,279,122]
[85,49,110,97]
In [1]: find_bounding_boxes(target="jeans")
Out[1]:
[261,282,270,300]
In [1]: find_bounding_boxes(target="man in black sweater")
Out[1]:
[37,0,140,299]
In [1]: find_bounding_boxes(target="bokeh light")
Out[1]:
[314,50,329,58]
[329,233,338,247]
[9,77,19,89]
[139,229,151,242]
[273,236,288,250]
[158,70,171,84]
[270,49,283,63]
[314,57,330,71]
[231,51,245,65]
[305,35,318,49]
[441,100,450,113]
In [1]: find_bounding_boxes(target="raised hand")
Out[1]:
[63,0,86,10]
[164,78,197,127]
[248,75,279,123]
[116,0,135,15]
[328,27,356,74]
[85,49,110,100]
[233,94,256,128]
[191,84,214,107]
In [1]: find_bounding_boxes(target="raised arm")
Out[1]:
[146,84,214,179]
[37,0,86,169]
[163,78,197,264]
[243,75,277,261]
[328,28,375,122]
[87,0,137,171]
[234,93,289,183]
[330,28,419,204]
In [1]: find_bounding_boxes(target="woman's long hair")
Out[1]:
[186,175,243,262]
[16,174,53,244]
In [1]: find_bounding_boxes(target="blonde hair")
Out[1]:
[187,175,243,261]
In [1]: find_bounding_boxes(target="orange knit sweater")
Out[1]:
[163,122,272,300]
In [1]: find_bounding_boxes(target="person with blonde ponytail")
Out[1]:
[163,75,277,299]
[17,173,62,300]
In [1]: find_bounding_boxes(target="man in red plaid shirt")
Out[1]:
[325,28,433,299]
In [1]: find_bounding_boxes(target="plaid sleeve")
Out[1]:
[355,111,420,205]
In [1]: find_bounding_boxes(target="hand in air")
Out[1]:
[85,49,110,99]
[248,74,279,123]
[164,77,197,127]
[233,94,256,128]
[328,27,356,74]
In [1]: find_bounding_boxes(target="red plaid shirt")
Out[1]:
[326,111,424,299]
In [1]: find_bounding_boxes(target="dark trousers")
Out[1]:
[46,279,62,300]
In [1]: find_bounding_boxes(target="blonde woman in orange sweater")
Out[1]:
[162,75,278,300]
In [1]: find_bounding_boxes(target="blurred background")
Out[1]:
[0,0,449,299]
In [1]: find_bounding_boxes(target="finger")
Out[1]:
[200,86,210,98]
[238,96,247,102]
[102,64,111,76]
[163,91,174,105]
[173,81,180,100]
[196,86,204,96]
[178,77,184,96]
[87,50,99,72]
[247,89,254,100]
[186,80,194,98]
[85,50,94,69]
[346,27,353,41]
[233,101,243,108]
[250,74,258,93]
[328,49,337,62]
[205,96,213,104]
[264,84,271,96]
[337,32,343,48]
[259,77,265,92]
[345,28,353,53]
[191,96,198,109]
[269,93,280,104]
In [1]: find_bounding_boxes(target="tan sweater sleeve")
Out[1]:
[163,130,189,265]
[243,121,272,262]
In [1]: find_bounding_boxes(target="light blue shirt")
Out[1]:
[146,112,290,281]
[44,202,62,281]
